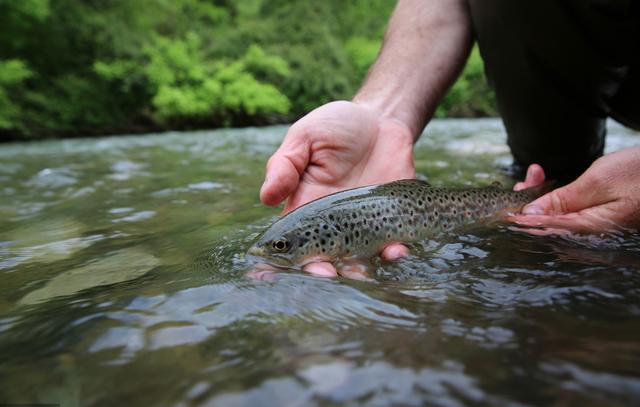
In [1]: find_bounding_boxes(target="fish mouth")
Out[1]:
[247,245,266,257]
[246,246,294,268]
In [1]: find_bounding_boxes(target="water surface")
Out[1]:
[1,119,639,406]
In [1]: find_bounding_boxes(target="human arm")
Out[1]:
[259,0,474,277]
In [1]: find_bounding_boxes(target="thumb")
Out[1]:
[260,131,310,206]
[522,175,603,215]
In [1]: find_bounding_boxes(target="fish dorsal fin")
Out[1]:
[397,178,430,187]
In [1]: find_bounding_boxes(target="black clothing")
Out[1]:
[468,0,640,180]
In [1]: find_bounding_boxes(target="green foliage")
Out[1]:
[436,46,497,117]
[345,37,381,80]
[0,59,32,129]
[97,34,291,123]
[0,0,496,140]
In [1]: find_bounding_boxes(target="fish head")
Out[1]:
[247,223,313,268]
[247,211,341,268]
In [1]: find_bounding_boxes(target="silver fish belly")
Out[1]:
[248,179,540,267]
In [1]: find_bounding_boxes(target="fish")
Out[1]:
[247,179,545,268]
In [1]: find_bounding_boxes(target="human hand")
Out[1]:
[260,100,415,278]
[510,147,640,234]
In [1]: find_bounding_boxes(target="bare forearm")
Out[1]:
[353,0,473,139]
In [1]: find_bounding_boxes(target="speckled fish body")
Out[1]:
[248,179,541,267]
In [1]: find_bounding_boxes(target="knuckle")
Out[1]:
[550,189,572,213]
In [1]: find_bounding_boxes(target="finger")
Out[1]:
[522,176,604,215]
[508,212,613,234]
[246,269,277,281]
[513,164,545,191]
[507,225,573,237]
[303,261,339,277]
[246,263,278,281]
[381,243,410,261]
[260,127,311,206]
[338,262,374,281]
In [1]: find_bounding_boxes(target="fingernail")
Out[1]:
[260,176,270,193]
[522,204,544,215]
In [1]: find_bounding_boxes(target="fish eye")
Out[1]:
[272,239,290,252]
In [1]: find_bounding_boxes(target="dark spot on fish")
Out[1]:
[314,228,319,234]
[329,214,334,221]
[321,239,326,245]
[323,224,328,230]
[305,231,311,236]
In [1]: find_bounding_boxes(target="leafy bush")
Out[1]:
[436,46,497,117]
[0,59,32,129]
[0,0,497,140]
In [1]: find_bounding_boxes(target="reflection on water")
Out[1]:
[0,120,639,406]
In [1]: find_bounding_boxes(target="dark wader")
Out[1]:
[468,0,640,181]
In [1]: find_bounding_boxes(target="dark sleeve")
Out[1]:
[468,0,640,181]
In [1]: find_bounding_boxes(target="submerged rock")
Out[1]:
[19,248,159,305]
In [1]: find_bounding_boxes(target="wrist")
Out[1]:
[352,94,426,141]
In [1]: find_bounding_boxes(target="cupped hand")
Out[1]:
[510,147,640,234]
[260,100,415,277]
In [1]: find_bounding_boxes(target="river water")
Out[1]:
[1,119,639,406]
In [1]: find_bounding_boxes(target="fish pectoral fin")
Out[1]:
[335,258,375,281]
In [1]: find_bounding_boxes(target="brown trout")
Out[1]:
[248,179,543,268]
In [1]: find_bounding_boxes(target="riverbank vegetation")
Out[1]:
[0,0,496,140]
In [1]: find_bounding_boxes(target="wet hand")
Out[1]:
[511,147,640,234]
[260,100,415,277]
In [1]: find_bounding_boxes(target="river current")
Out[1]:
[1,119,639,406]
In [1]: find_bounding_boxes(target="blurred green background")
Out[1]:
[0,0,496,140]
